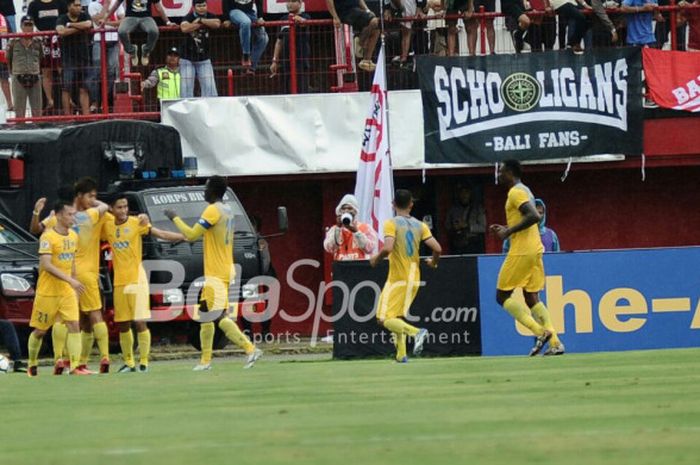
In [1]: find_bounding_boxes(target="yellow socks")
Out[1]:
[200,322,215,364]
[530,302,561,346]
[119,330,135,368]
[394,333,407,361]
[52,322,68,362]
[503,298,545,336]
[219,318,254,355]
[80,330,94,365]
[137,329,151,367]
[93,322,110,361]
[66,332,82,371]
[28,333,42,368]
[383,318,420,337]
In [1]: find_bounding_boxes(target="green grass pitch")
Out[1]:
[2,348,699,465]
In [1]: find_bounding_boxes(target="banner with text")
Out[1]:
[478,248,700,356]
[643,48,700,112]
[417,48,644,163]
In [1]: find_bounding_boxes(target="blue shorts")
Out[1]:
[61,63,89,91]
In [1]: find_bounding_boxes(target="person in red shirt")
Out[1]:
[324,194,378,261]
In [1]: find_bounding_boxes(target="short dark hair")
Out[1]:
[57,184,75,202]
[394,189,413,209]
[207,176,227,199]
[54,199,73,214]
[108,194,128,206]
[502,159,522,178]
[74,177,98,196]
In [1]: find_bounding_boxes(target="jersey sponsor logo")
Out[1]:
[112,241,131,250]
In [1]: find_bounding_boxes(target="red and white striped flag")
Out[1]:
[354,44,394,246]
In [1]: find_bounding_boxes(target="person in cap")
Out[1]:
[140,46,181,100]
[323,194,378,261]
[6,16,43,119]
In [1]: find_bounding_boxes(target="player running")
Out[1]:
[369,189,442,363]
[27,200,90,376]
[165,176,262,371]
[102,195,186,373]
[490,160,565,356]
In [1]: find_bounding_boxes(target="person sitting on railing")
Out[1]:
[500,0,532,53]
[140,46,181,100]
[222,0,269,74]
[100,0,175,67]
[327,0,380,72]
[88,0,124,111]
[27,0,67,112]
[620,0,658,47]
[383,0,427,66]
[544,0,590,53]
[180,0,220,97]
[270,0,311,92]
[56,0,92,115]
[5,16,43,118]
[680,0,700,51]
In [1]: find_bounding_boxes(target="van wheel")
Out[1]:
[187,322,229,350]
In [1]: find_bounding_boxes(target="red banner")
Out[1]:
[643,48,700,112]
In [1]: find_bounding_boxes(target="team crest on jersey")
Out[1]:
[40,240,49,249]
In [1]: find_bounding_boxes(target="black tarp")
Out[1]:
[0,120,183,230]
[332,257,482,359]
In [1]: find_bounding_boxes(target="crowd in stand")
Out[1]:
[0,0,698,118]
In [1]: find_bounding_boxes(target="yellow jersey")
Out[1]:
[36,228,78,296]
[198,202,234,283]
[383,216,432,283]
[102,216,151,286]
[43,207,107,275]
[505,183,544,256]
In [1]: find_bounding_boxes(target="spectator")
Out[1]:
[467,0,495,55]
[270,0,311,92]
[27,0,67,112]
[588,0,619,47]
[445,185,486,254]
[56,0,92,115]
[502,0,531,53]
[223,0,269,74]
[0,12,12,112]
[444,0,473,56]
[425,0,447,56]
[0,0,15,33]
[656,0,687,50]
[527,0,558,52]
[680,0,700,51]
[503,198,560,253]
[102,0,174,67]
[180,0,220,97]
[141,46,181,100]
[0,319,27,373]
[546,0,590,53]
[6,16,43,119]
[323,194,378,261]
[620,0,658,46]
[88,0,124,110]
[384,0,426,66]
[326,0,380,71]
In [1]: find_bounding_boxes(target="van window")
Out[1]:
[142,189,254,239]
[0,224,27,244]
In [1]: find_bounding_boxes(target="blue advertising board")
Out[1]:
[478,247,700,356]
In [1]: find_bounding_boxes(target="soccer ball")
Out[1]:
[0,355,9,374]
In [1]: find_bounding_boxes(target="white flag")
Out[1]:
[354,44,394,248]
